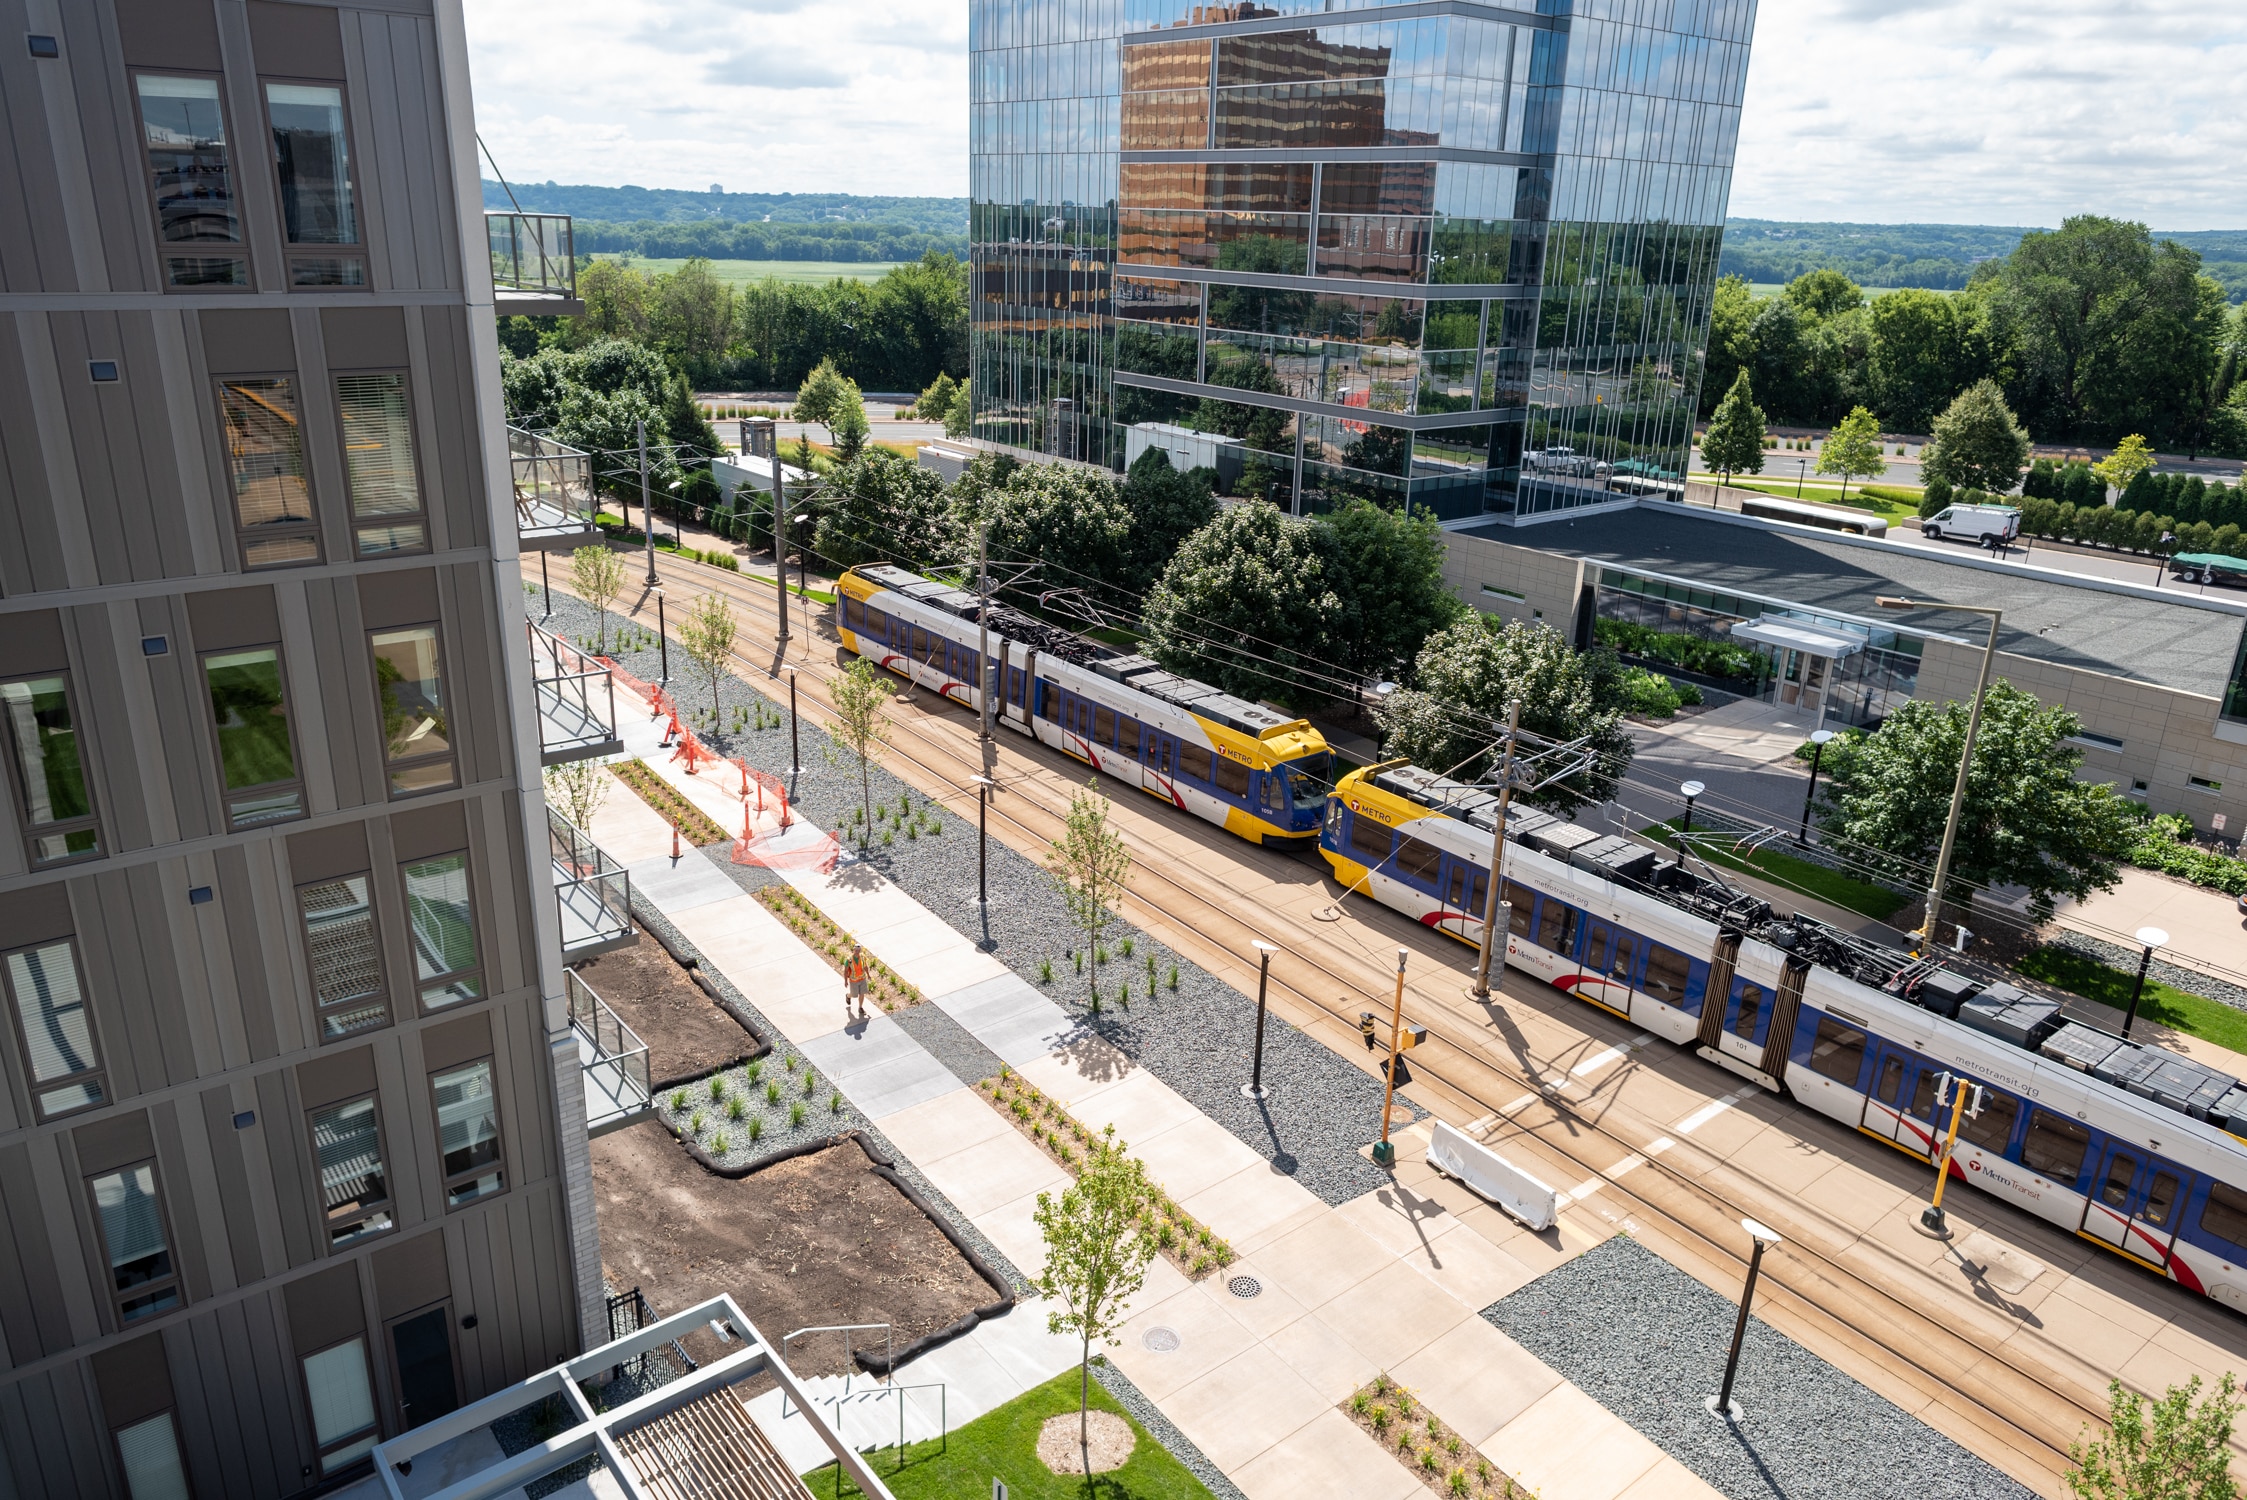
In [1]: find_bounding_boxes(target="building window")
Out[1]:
[336,374,424,555]
[113,1412,191,1500]
[4,938,105,1120]
[2189,776,2225,794]
[404,853,481,1010]
[132,74,245,289]
[296,876,386,1039]
[371,627,455,796]
[265,83,365,287]
[0,674,100,866]
[302,1336,378,1474]
[310,1095,392,1246]
[218,379,321,568]
[431,1059,503,1207]
[88,1162,181,1323]
[203,646,304,828]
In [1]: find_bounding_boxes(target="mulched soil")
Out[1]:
[572,939,759,1089]
[591,1125,994,1384]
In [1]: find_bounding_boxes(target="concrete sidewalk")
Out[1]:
[594,680,1725,1500]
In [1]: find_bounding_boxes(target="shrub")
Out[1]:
[670,1089,688,1111]
[830,1090,844,1113]
[1619,666,1685,718]
[790,1101,806,1127]
[690,1111,704,1133]
[727,1097,745,1122]
[746,1059,763,1083]
[766,1081,782,1104]
[1039,958,1054,983]
[748,1116,764,1142]
[709,1076,727,1101]
[801,1070,816,1096]
[711,1131,728,1154]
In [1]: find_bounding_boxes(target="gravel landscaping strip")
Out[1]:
[1484,1236,2036,1500]
[553,589,1412,1206]
[891,1001,1008,1088]
[1090,1355,1250,1500]
[2050,932,2247,1014]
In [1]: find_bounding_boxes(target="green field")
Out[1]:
[586,255,905,286]
[1689,474,1921,524]
[2013,947,2247,1055]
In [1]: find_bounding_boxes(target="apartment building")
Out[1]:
[0,3,606,1496]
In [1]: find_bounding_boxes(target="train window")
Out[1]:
[1323,801,1344,840]
[866,605,889,638]
[2144,1171,2181,1229]
[1468,870,1489,917]
[1730,983,1763,1039]
[1178,742,1213,781]
[1036,679,1060,719]
[1877,1056,1906,1105]
[1446,864,1470,910]
[1093,705,1115,744]
[925,631,946,668]
[1349,813,1393,864]
[1807,1016,1867,1085]
[2021,1109,2089,1181]
[1214,755,1251,797]
[2099,1152,2137,1208]
[1961,1091,2018,1153]
[842,597,865,631]
[1909,1069,1944,1122]
[1009,667,1027,708]
[960,650,981,688]
[1259,773,1285,816]
[1641,945,1690,1006]
[1396,836,1442,887]
[910,626,928,660]
[1535,898,1577,955]
[1584,922,1612,965]
[2198,1182,2247,1251]
[1608,932,1636,984]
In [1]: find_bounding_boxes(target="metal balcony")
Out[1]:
[487,211,583,314]
[511,425,599,550]
[548,805,634,959]
[567,968,651,1136]
[528,619,621,763]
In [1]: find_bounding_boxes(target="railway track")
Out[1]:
[560,555,2133,1493]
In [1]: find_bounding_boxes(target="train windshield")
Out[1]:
[1282,753,1334,810]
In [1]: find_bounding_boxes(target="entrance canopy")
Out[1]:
[1727,617,1865,660]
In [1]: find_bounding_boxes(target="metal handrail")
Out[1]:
[487,212,575,296]
[510,425,596,536]
[819,1381,945,1471]
[528,619,617,753]
[547,808,632,948]
[566,968,650,1108]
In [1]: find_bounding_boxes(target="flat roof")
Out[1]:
[1469,505,2247,699]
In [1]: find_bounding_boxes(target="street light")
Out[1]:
[2123,926,2170,1039]
[785,667,802,778]
[1679,780,1706,835]
[1876,596,2003,952]
[1797,729,1835,845]
[653,586,668,683]
[792,514,812,600]
[1707,1218,1782,1423]
[971,774,998,908]
[1245,941,1280,1100]
[1371,947,1409,1168]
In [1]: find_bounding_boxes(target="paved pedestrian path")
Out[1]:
[594,684,1725,1500]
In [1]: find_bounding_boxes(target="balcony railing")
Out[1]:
[528,619,620,763]
[487,211,577,303]
[567,968,651,1134]
[548,805,634,958]
[511,425,599,549]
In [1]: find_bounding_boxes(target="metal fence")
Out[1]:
[509,425,597,542]
[527,618,618,759]
[567,966,650,1117]
[547,806,632,954]
[487,211,575,297]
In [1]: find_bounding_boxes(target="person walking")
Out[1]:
[844,945,870,1021]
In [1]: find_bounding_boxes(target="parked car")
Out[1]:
[2167,552,2247,588]
[1920,504,2021,545]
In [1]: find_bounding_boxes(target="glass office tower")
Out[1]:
[969,0,1757,522]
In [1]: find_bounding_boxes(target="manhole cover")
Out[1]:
[1228,1276,1262,1299]
[1141,1326,1181,1353]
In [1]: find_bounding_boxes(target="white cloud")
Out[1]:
[465,0,2244,228]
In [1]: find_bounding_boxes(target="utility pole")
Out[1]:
[1372,947,1408,1167]
[637,418,656,586]
[1876,598,2001,950]
[773,461,790,651]
[1471,699,1523,1002]
[975,520,995,908]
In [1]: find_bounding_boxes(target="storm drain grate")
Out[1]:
[1228,1276,1263,1299]
[1141,1326,1181,1353]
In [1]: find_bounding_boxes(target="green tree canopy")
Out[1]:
[2067,1374,2240,1500]
[1118,448,1219,595]
[1815,405,1887,496]
[2093,433,2155,495]
[964,460,1134,606]
[1783,268,1867,320]
[814,450,956,572]
[647,258,736,382]
[1810,681,2138,920]
[1866,288,1984,434]
[1141,501,1344,707]
[1924,378,2032,493]
[1699,275,1756,417]
[792,357,856,442]
[1316,499,1468,683]
[1375,616,1634,815]
[1699,369,1767,482]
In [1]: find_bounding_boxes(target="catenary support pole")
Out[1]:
[1471,699,1523,1002]
[637,418,656,586]
[1372,947,1407,1166]
[774,463,790,650]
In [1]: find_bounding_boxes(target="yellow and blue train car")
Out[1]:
[836,564,1332,844]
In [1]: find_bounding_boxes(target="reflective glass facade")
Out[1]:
[969,0,1756,521]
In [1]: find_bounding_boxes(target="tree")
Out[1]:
[647,258,736,382]
[1033,1125,1157,1477]
[1375,616,1634,815]
[569,544,627,653]
[912,371,958,423]
[1699,369,1768,485]
[815,451,955,572]
[830,393,870,463]
[1816,405,1887,499]
[1924,379,2032,494]
[1118,447,1218,595]
[1809,682,2139,922]
[2094,434,2156,498]
[1141,502,1344,707]
[542,759,608,833]
[1866,288,1981,434]
[1783,268,1866,320]
[1046,780,1133,1012]
[1316,499,1468,683]
[824,658,892,848]
[1698,275,1756,417]
[792,357,855,444]
[943,379,972,438]
[575,259,650,342]
[674,592,737,722]
[2068,1375,2240,1500]
[962,459,1133,605]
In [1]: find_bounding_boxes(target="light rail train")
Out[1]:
[835,565,1333,844]
[1323,760,2247,1305]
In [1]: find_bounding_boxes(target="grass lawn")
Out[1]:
[803,1368,1215,1499]
[587,255,905,286]
[1644,818,1913,922]
[1691,475,1920,524]
[2014,947,2247,1056]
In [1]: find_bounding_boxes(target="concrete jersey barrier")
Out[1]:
[1426,1119,1560,1231]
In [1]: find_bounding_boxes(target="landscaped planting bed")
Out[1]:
[612,758,731,845]
[1345,1374,1515,1497]
[656,1049,848,1167]
[976,1068,1235,1278]
[570,938,761,1090]
[754,885,924,1012]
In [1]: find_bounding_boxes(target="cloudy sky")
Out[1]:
[463,0,2244,229]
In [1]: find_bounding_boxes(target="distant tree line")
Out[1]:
[482,180,967,235]
[1719,218,2247,304]
[1704,217,2247,454]
[573,221,967,262]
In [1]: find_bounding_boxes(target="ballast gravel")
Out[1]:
[1484,1235,2038,1500]
[549,589,1411,1206]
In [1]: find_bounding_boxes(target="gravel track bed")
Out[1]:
[552,589,1412,1206]
[1484,1236,2037,1500]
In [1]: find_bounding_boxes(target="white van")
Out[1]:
[1920,504,2020,545]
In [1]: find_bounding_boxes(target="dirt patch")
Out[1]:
[1037,1411,1135,1474]
[591,1124,993,1384]
[574,939,758,1088]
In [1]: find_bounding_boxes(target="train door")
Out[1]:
[1860,1047,1921,1147]
[1444,862,1488,938]
[2080,1145,2195,1272]
[1573,920,1630,1016]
